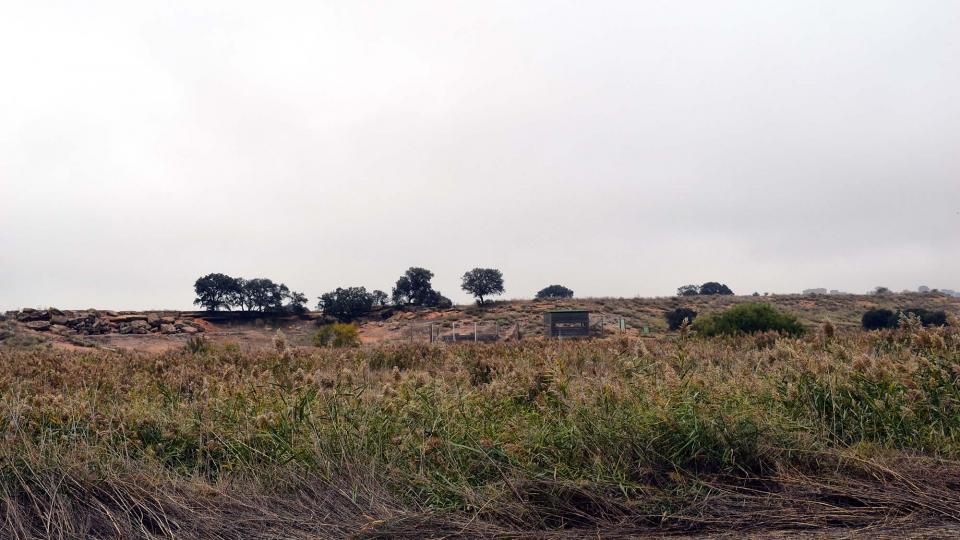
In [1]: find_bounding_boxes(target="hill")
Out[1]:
[4,292,957,352]
[355,291,960,344]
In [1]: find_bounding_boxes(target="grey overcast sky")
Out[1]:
[2,1,959,310]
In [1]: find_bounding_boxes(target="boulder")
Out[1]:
[160,316,176,324]
[65,316,88,327]
[92,318,110,331]
[18,310,50,322]
[147,313,161,327]
[181,326,199,334]
[25,321,52,331]
[183,320,206,333]
[118,320,149,334]
[159,323,177,335]
[51,314,68,325]
[111,314,148,324]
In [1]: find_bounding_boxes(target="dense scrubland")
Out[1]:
[3,313,960,538]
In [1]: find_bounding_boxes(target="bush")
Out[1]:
[902,308,948,327]
[862,309,896,330]
[664,308,697,330]
[184,335,210,354]
[313,323,361,348]
[535,285,574,299]
[693,303,804,336]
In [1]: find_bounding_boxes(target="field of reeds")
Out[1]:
[3,320,960,538]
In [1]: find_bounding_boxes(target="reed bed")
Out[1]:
[2,322,960,538]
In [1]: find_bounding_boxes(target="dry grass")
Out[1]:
[364,292,960,343]
[3,320,960,538]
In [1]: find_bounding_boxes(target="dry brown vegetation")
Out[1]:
[3,309,960,538]
[356,292,960,343]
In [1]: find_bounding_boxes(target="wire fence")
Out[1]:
[381,315,646,344]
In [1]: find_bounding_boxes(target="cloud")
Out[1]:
[1,0,958,309]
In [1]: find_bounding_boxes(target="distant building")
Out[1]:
[802,288,828,295]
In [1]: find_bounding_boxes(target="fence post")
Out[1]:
[474,322,478,342]
[453,323,456,343]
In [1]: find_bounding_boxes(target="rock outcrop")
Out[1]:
[25,320,52,331]
[8,309,205,336]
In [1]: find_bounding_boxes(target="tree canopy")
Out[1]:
[392,267,447,307]
[699,282,734,295]
[193,273,241,312]
[461,268,505,305]
[243,278,287,312]
[193,274,306,313]
[677,282,733,296]
[318,287,375,322]
[370,290,390,307]
[677,284,700,296]
[535,285,574,299]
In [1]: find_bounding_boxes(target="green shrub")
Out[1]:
[535,284,574,299]
[902,308,948,327]
[313,323,361,347]
[184,335,210,354]
[693,302,804,336]
[861,308,896,330]
[664,307,697,331]
[699,281,734,295]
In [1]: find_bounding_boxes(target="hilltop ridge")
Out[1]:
[4,292,957,352]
